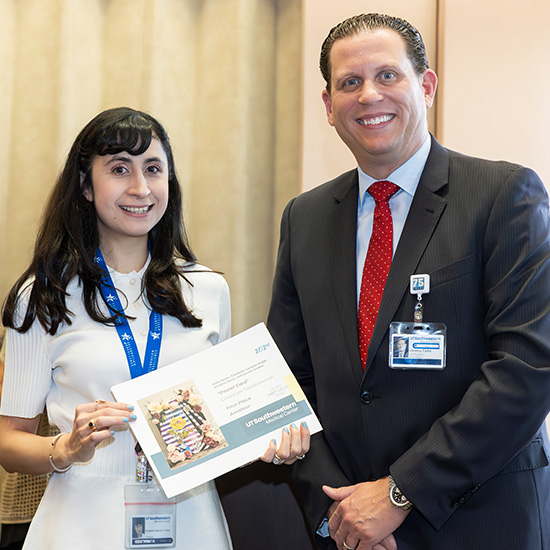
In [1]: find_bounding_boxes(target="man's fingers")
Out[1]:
[323,484,355,501]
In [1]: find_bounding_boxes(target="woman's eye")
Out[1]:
[112,165,128,175]
[146,165,161,174]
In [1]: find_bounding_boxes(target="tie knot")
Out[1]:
[368,181,400,203]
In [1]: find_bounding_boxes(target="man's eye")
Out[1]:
[380,72,396,81]
[343,78,360,88]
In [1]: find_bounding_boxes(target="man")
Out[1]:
[393,338,407,359]
[267,13,550,550]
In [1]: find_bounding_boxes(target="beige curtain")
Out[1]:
[0,0,302,335]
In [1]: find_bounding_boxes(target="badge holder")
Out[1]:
[389,274,447,370]
[125,447,176,548]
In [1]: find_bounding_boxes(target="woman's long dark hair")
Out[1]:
[2,107,202,335]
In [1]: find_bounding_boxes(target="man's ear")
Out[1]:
[81,172,93,202]
[422,69,438,110]
[322,89,335,127]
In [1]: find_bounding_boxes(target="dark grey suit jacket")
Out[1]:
[267,136,550,549]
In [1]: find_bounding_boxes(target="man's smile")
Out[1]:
[356,114,395,126]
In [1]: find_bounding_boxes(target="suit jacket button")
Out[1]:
[361,391,372,404]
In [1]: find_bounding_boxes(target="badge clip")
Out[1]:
[410,274,430,324]
[389,274,446,370]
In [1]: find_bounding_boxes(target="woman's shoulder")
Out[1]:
[176,260,222,277]
[176,261,229,292]
[7,276,36,324]
[13,274,81,299]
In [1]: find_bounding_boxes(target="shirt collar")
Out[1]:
[358,135,432,209]
[107,254,151,284]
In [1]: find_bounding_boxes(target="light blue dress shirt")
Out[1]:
[356,137,432,304]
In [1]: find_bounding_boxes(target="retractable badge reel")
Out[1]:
[389,274,447,370]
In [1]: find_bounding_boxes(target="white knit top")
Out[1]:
[1,262,233,549]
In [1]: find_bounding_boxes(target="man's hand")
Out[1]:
[323,477,409,550]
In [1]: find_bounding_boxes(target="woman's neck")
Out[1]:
[98,237,149,274]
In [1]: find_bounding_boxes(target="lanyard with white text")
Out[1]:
[94,248,163,380]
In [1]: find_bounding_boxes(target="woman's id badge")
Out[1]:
[125,482,176,548]
[389,274,447,370]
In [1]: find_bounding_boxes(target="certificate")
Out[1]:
[111,323,322,498]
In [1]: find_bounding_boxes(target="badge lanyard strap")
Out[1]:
[94,248,163,379]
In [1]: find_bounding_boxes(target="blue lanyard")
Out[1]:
[95,249,163,379]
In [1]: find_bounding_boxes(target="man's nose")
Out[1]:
[358,81,383,103]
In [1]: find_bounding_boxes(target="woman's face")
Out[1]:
[84,138,169,248]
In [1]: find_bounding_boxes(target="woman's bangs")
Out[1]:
[96,119,154,157]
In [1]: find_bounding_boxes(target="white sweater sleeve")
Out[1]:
[0,320,52,419]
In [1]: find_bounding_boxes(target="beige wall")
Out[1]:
[438,0,550,188]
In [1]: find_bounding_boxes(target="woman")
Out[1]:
[0,107,308,549]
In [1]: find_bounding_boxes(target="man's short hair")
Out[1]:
[320,13,429,90]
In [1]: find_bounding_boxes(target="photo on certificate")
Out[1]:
[139,382,228,470]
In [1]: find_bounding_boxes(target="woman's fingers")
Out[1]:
[259,438,278,463]
[85,410,137,432]
[65,401,136,462]
[76,400,134,415]
[259,422,311,465]
[75,401,135,430]
[259,427,292,465]
[300,421,311,454]
[285,421,310,464]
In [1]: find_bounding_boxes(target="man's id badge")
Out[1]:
[389,274,447,370]
[389,323,446,369]
[125,483,176,548]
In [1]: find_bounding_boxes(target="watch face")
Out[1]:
[390,484,411,508]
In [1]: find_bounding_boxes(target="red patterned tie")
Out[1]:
[358,181,400,369]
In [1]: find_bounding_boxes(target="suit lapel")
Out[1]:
[328,170,365,384]
[364,137,450,373]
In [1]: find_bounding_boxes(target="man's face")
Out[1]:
[322,29,437,179]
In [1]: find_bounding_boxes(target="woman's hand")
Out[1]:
[260,421,310,465]
[53,400,136,468]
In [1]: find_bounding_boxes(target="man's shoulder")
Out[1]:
[446,147,521,171]
[447,148,545,192]
[292,168,358,207]
[427,139,544,196]
[426,136,534,180]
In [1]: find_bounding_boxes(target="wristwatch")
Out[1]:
[389,475,413,511]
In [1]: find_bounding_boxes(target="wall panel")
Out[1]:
[437,0,550,188]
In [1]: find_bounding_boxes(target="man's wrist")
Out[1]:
[388,475,413,511]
